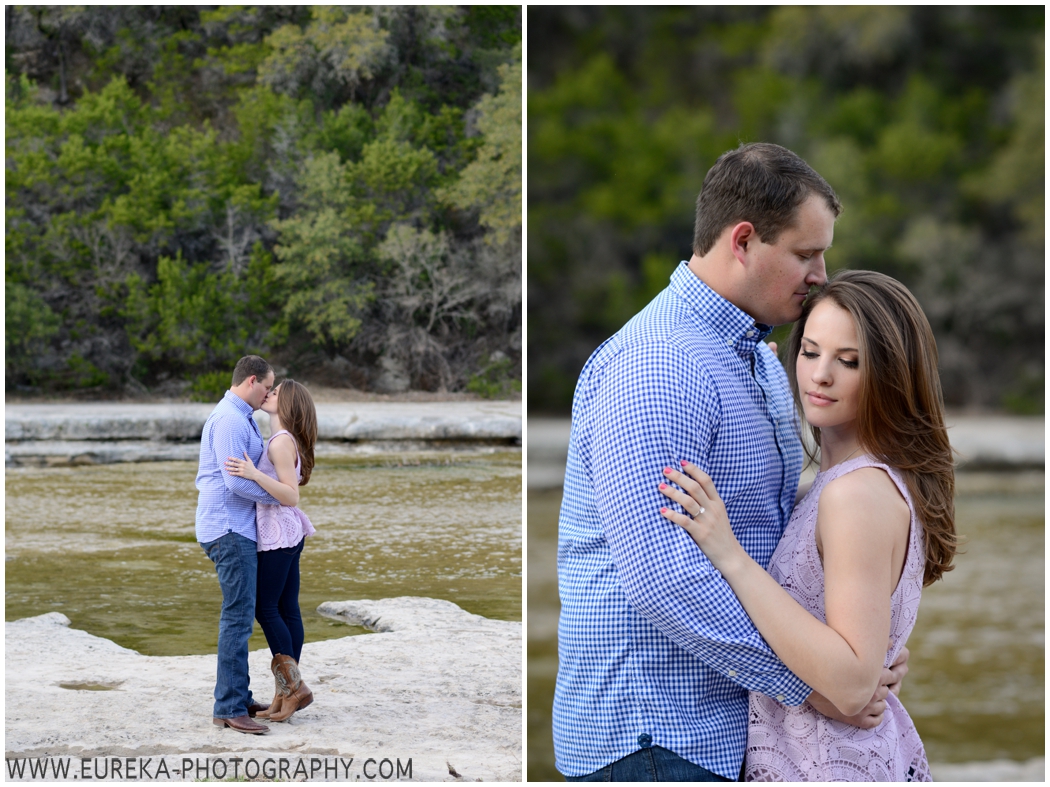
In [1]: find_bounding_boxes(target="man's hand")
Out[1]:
[886,645,909,697]
[805,644,910,728]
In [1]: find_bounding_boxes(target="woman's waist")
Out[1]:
[749,688,916,735]
[257,501,305,512]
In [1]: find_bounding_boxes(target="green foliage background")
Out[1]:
[6,6,521,397]
[528,7,1043,414]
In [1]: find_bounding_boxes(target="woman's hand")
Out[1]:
[659,462,747,576]
[225,452,259,482]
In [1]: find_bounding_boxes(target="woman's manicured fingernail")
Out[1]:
[680,460,688,467]
[663,467,672,475]
[661,508,667,514]
[659,483,667,490]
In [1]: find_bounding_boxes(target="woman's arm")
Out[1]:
[225,434,299,506]
[659,463,909,716]
[808,644,911,728]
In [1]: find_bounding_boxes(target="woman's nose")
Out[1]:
[811,360,833,384]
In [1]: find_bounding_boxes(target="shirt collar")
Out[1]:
[669,262,773,360]
[223,389,255,418]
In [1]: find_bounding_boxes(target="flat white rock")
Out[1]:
[5,598,521,781]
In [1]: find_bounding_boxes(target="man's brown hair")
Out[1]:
[231,355,272,386]
[693,142,842,256]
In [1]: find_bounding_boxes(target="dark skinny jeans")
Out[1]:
[255,539,305,662]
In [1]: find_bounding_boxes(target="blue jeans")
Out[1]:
[201,532,258,719]
[565,747,731,782]
[256,539,305,662]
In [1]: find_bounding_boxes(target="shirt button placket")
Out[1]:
[637,733,652,749]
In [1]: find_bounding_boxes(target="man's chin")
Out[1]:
[777,305,807,326]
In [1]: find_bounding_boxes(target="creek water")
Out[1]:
[5,451,522,658]
[527,472,1044,781]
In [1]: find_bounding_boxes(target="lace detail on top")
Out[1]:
[255,430,315,552]
[745,455,931,782]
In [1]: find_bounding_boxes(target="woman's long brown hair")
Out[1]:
[275,379,317,486]
[786,269,958,586]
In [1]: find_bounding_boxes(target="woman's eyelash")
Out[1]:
[801,350,859,369]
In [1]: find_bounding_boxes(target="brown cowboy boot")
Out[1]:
[255,655,284,719]
[268,654,314,722]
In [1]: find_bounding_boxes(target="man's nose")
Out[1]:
[806,255,828,286]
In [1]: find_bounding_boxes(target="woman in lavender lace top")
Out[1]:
[226,379,318,723]
[659,270,958,781]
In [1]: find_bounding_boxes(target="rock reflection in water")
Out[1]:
[5,452,522,657]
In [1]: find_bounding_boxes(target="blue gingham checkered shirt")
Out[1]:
[553,262,812,779]
[195,390,279,544]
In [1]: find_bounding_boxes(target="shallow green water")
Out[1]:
[5,452,521,657]
[527,473,1044,780]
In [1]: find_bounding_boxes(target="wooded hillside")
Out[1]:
[6,6,521,399]
[528,7,1042,414]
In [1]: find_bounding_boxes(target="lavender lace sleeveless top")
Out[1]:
[255,430,316,552]
[745,455,931,782]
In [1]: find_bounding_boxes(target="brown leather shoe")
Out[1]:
[213,715,269,734]
[246,701,270,717]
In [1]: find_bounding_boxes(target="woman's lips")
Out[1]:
[806,391,836,406]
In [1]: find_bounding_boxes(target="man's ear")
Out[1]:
[729,221,758,266]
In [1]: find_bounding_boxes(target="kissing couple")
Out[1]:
[195,355,319,734]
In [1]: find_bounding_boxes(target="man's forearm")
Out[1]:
[223,471,280,505]
[211,425,280,505]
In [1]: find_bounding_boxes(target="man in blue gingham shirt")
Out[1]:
[554,144,845,781]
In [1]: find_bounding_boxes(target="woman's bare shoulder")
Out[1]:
[268,431,297,457]
[819,467,909,532]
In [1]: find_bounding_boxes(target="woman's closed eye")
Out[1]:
[800,349,858,369]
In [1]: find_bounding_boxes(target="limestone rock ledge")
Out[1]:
[6,402,522,466]
[6,402,522,443]
[5,598,521,782]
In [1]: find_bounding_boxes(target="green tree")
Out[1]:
[443,43,521,247]
[259,7,392,113]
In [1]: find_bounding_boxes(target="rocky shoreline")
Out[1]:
[5,597,521,782]
[5,402,522,466]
